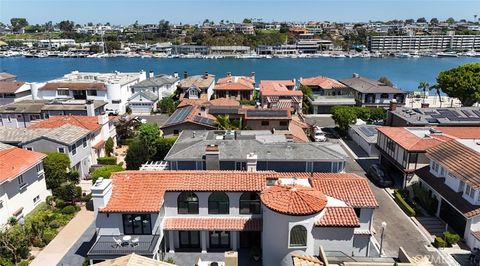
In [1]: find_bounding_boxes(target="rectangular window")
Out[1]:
[386,139,395,152]
[71,144,77,155]
[33,195,40,204]
[465,185,475,198]
[261,121,269,126]
[112,100,121,104]
[87,90,97,96]
[57,90,69,96]
[36,164,43,173]
[409,153,418,165]
[354,208,361,218]
[279,121,288,127]
[122,214,152,235]
[25,147,33,151]
[18,175,27,189]
[82,137,87,148]
[58,147,65,153]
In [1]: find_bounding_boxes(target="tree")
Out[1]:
[405,19,415,24]
[105,137,114,157]
[89,44,102,54]
[0,224,30,264]
[430,18,439,24]
[152,137,177,161]
[215,115,233,130]
[58,20,75,32]
[138,123,161,157]
[417,17,427,23]
[429,84,443,107]
[331,106,357,135]
[91,165,123,183]
[446,17,456,24]
[105,41,121,53]
[10,18,28,31]
[158,96,176,114]
[436,63,480,106]
[243,18,252,24]
[125,139,150,170]
[300,85,313,114]
[54,182,82,205]
[43,152,71,190]
[418,81,430,102]
[378,76,394,87]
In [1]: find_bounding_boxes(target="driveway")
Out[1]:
[57,222,96,266]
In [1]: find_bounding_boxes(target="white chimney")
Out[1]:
[86,100,95,116]
[246,152,257,172]
[91,178,112,215]
[149,70,154,79]
[97,113,110,139]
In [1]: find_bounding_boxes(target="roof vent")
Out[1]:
[266,177,278,186]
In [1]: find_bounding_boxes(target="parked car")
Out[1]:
[313,127,327,142]
[367,164,394,188]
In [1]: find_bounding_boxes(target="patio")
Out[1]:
[87,235,160,261]
[166,249,261,266]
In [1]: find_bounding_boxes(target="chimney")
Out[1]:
[246,152,257,172]
[91,178,112,215]
[205,144,220,170]
[251,72,255,79]
[389,99,398,111]
[149,70,154,79]
[421,102,429,108]
[224,251,238,266]
[184,71,188,79]
[227,72,232,77]
[86,100,95,116]
[200,106,208,117]
[204,71,209,78]
[173,72,179,78]
[353,73,359,78]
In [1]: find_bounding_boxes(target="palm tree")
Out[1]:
[429,84,443,107]
[418,82,430,103]
[215,115,233,130]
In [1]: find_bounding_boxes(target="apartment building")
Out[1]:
[0,143,50,225]
[213,73,255,101]
[0,124,93,178]
[416,139,480,249]
[34,71,146,114]
[259,80,303,112]
[87,171,378,264]
[368,35,480,52]
[38,39,76,49]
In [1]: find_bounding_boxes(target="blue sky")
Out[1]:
[0,0,479,25]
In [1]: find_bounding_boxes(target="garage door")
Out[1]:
[131,104,152,113]
[439,199,466,236]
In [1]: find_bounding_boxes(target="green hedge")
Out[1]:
[394,190,416,217]
[91,165,124,183]
[96,156,117,165]
[434,236,446,248]
[444,231,461,245]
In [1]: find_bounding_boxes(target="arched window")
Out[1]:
[178,192,199,214]
[239,192,261,214]
[208,192,229,214]
[289,225,307,247]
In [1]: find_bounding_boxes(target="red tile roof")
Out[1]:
[426,140,480,189]
[261,185,328,215]
[215,76,255,91]
[207,98,240,106]
[177,99,209,108]
[300,77,348,90]
[29,115,102,132]
[40,82,107,91]
[377,127,453,152]
[434,127,480,139]
[260,80,303,96]
[315,207,360,227]
[0,81,25,93]
[0,147,46,183]
[472,231,480,241]
[163,217,262,231]
[100,171,377,213]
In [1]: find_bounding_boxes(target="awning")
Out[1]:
[163,217,262,231]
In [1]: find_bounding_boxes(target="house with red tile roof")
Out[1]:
[28,114,117,164]
[299,76,355,114]
[259,80,303,112]
[0,143,50,225]
[88,171,378,264]
[176,72,215,101]
[416,139,480,250]
[213,73,256,101]
[376,126,480,188]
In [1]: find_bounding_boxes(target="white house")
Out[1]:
[0,143,50,225]
[33,71,146,114]
[0,81,32,106]
[87,171,378,264]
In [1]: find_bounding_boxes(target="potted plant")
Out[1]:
[250,245,261,261]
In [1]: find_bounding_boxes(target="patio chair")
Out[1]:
[112,237,122,248]
[130,237,139,247]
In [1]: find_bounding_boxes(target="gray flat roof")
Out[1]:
[165,130,347,161]
[339,76,405,94]
[0,124,89,145]
[0,100,107,113]
[131,75,179,88]
[391,107,480,126]
[349,125,378,144]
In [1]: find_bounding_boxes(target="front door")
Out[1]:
[179,231,200,248]
[209,231,230,249]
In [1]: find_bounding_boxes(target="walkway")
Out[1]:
[30,207,95,266]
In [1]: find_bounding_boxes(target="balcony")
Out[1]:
[87,234,160,261]
[309,95,356,106]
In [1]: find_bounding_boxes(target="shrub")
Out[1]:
[42,228,57,244]
[91,165,124,183]
[394,190,416,217]
[55,199,66,209]
[61,205,76,215]
[46,195,54,206]
[96,156,117,165]
[121,138,135,146]
[444,231,461,245]
[32,238,45,248]
[81,193,92,202]
[49,220,61,229]
[434,236,446,248]
[163,257,175,264]
[17,261,29,266]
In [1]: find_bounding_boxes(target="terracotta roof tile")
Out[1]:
[260,80,303,96]
[163,217,262,231]
[434,127,480,139]
[207,98,240,106]
[426,140,480,189]
[300,76,347,90]
[315,207,360,227]
[101,171,377,213]
[0,147,46,183]
[377,127,452,152]
[215,76,254,91]
[292,254,324,266]
[0,81,25,93]
[472,231,480,241]
[29,115,101,132]
[40,82,107,91]
[261,185,327,215]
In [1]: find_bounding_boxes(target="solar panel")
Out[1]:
[208,107,240,115]
[426,118,439,123]
[246,109,289,117]
[163,105,193,126]
[193,115,216,126]
[358,126,377,137]
[462,110,475,117]
[473,110,480,118]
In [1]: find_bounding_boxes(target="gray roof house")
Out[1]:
[339,74,407,107]
[164,130,348,172]
[0,124,94,177]
[129,74,179,114]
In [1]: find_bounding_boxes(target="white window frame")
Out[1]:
[18,175,27,190]
[288,223,308,249]
[33,195,40,205]
[71,143,77,155]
